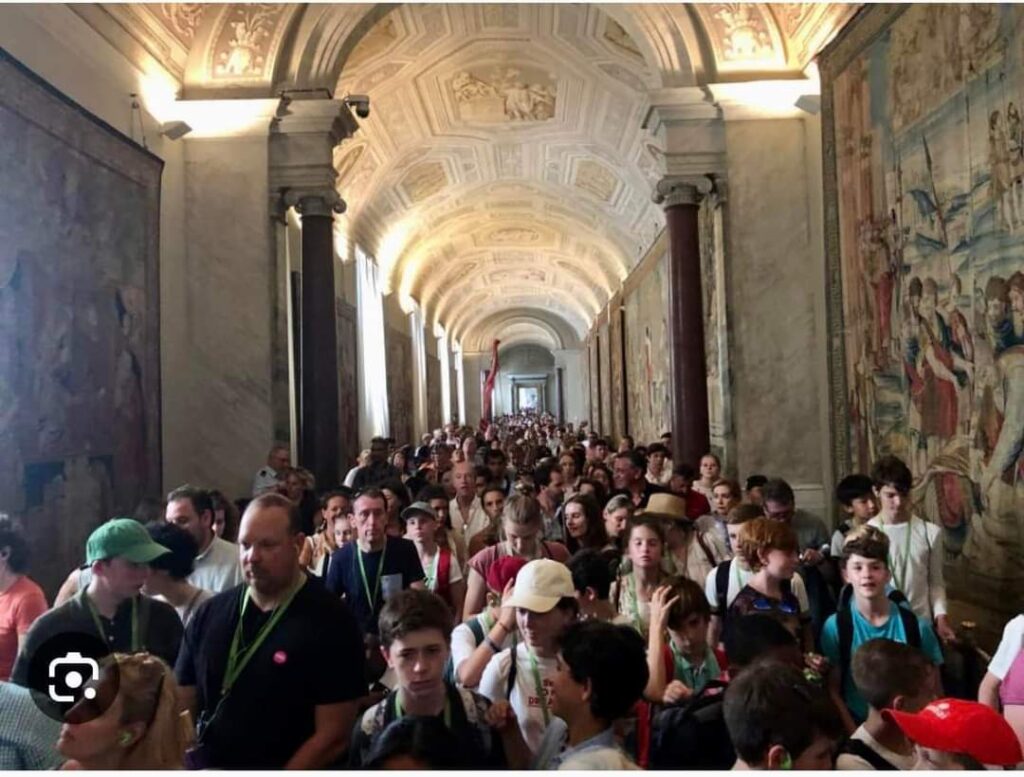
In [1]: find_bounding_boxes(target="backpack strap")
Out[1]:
[837,605,854,694]
[893,600,922,649]
[715,561,730,615]
[505,638,519,700]
[695,531,718,571]
[467,616,486,646]
[436,547,452,603]
[840,737,899,770]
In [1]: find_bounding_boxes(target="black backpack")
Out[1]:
[442,618,486,685]
[835,584,921,694]
[647,680,735,770]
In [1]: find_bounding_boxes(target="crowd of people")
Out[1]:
[0,409,1022,770]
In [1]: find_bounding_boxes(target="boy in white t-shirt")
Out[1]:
[866,455,954,643]
[478,559,579,753]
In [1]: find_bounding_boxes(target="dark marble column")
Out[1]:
[656,177,713,468]
[556,366,565,424]
[296,193,340,487]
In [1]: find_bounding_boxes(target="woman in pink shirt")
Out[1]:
[0,518,48,680]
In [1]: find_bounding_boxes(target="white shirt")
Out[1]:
[989,614,1024,679]
[450,613,515,687]
[189,536,243,593]
[419,547,464,592]
[251,466,279,496]
[479,642,556,753]
[703,558,811,615]
[836,724,916,770]
[342,466,361,489]
[646,469,671,486]
[449,496,491,546]
[867,515,947,620]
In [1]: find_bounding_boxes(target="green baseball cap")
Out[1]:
[86,518,170,565]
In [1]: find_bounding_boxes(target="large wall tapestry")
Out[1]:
[624,247,671,447]
[598,321,612,436]
[0,49,163,596]
[822,5,1024,632]
[609,298,627,442]
[337,300,359,470]
[700,194,735,470]
[386,327,413,445]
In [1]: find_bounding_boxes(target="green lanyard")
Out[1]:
[357,542,388,611]
[890,518,914,594]
[85,595,139,651]
[393,691,452,728]
[223,577,305,694]
[423,551,439,591]
[480,609,495,634]
[526,648,551,726]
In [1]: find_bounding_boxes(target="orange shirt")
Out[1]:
[0,576,48,680]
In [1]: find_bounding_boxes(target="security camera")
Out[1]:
[344,94,370,119]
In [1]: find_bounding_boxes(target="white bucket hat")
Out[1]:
[504,559,575,613]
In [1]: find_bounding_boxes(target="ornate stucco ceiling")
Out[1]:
[82,2,859,352]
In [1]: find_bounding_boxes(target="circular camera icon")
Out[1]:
[24,631,120,724]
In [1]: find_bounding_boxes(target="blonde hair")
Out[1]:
[737,517,799,572]
[109,653,192,769]
[502,493,542,529]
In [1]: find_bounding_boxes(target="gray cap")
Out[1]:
[401,501,437,521]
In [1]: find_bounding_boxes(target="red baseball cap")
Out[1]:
[883,698,1023,766]
[486,556,528,594]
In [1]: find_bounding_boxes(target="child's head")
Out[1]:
[726,503,764,557]
[723,614,802,676]
[745,475,767,505]
[841,525,890,596]
[663,576,711,655]
[481,484,506,521]
[333,515,353,547]
[885,698,1023,769]
[737,517,799,578]
[549,620,648,727]
[723,659,843,770]
[401,502,438,545]
[852,638,936,715]
[835,474,876,521]
[624,515,666,570]
[378,590,454,699]
[567,548,613,604]
[870,455,913,517]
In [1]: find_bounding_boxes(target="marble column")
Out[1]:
[556,366,565,424]
[291,191,344,488]
[655,176,713,468]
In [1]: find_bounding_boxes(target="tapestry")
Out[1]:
[337,300,359,470]
[624,247,671,447]
[588,335,600,431]
[609,297,627,441]
[822,4,1024,629]
[0,49,163,596]
[598,321,612,436]
[426,355,441,432]
[386,327,413,445]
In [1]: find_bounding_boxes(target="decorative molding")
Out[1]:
[652,175,715,209]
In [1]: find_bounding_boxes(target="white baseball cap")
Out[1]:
[504,559,575,613]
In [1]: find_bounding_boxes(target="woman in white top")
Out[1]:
[141,523,212,628]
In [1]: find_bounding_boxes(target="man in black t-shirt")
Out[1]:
[175,494,365,769]
[324,489,424,635]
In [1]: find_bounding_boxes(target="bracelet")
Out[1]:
[484,636,502,653]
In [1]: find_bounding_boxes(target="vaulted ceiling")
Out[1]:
[85,2,858,352]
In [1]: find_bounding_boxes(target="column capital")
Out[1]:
[284,188,347,217]
[652,175,715,209]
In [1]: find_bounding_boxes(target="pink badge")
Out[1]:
[273,650,287,665]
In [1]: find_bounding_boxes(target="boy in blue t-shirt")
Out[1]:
[821,525,943,731]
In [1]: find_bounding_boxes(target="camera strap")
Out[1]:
[85,593,139,652]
